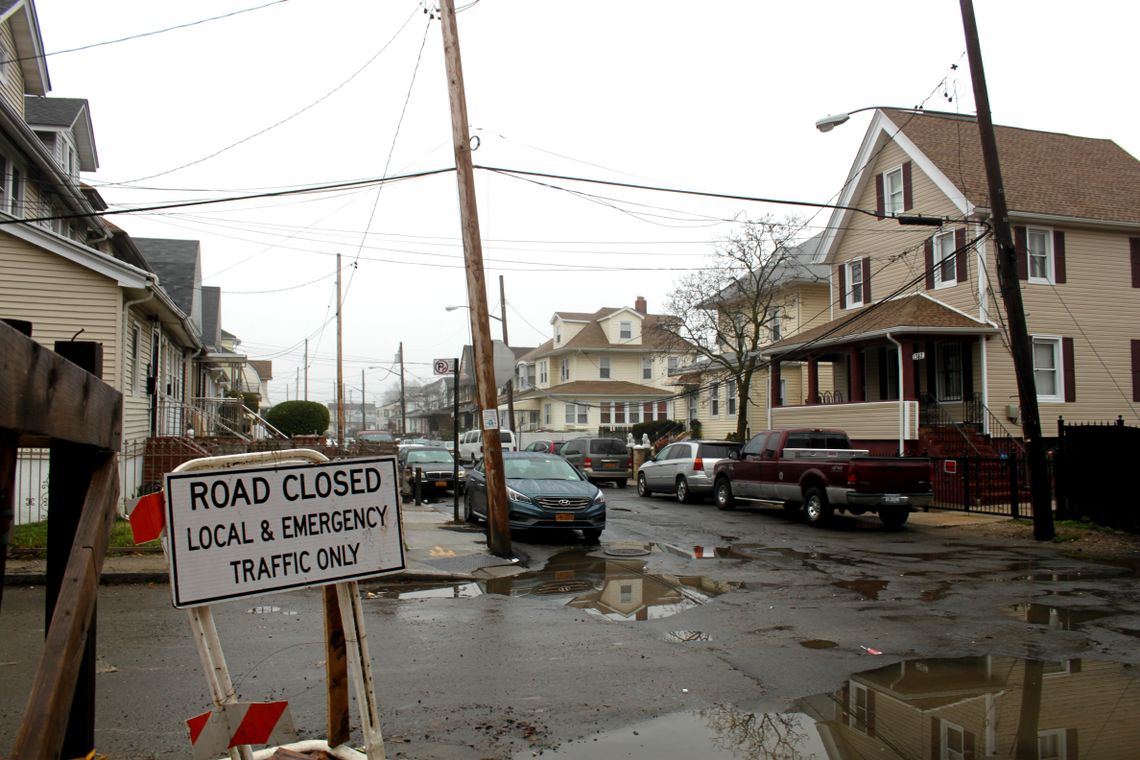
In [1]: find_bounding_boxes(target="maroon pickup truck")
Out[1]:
[712,428,933,528]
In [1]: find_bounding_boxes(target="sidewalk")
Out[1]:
[3,504,1014,586]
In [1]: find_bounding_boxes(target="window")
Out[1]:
[1028,227,1054,283]
[710,382,720,416]
[560,358,569,382]
[556,329,561,344]
[1033,337,1063,401]
[620,583,633,604]
[614,402,626,424]
[847,260,864,307]
[770,309,782,341]
[667,355,679,373]
[936,343,963,401]
[539,361,548,385]
[848,683,869,734]
[599,356,610,379]
[934,230,957,287]
[885,166,904,216]
[10,165,22,217]
[628,402,643,424]
[941,720,967,760]
[727,382,737,415]
[564,402,587,424]
[1038,729,1067,760]
[642,357,652,380]
[130,325,140,395]
[543,403,551,424]
[619,320,632,340]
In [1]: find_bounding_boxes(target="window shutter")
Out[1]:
[862,257,872,304]
[930,717,941,760]
[875,173,885,219]
[964,730,977,760]
[902,161,913,211]
[924,238,935,289]
[839,684,850,723]
[1015,226,1028,280]
[1069,659,1082,673]
[1053,230,1066,283]
[1066,728,1079,760]
[866,690,876,736]
[1063,337,1076,402]
[1132,340,1140,402]
[955,227,969,282]
[838,264,847,308]
[1131,238,1140,288]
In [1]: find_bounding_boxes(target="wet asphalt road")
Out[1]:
[3,486,1139,758]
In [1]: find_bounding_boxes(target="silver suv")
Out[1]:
[637,439,742,503]
[559,437,631,487]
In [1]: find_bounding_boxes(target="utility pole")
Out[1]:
[361,369,366,436]
[398,342,406,436]
[500,275,516,432]
[304,338,309,401]
[336,253,345,448]
[960,0,1053,540]
[439,0,512,556]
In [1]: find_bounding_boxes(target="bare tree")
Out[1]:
[661,217,819,442]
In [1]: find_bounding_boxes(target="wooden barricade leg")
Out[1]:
[336,581,386,760]
[324,587,351,747]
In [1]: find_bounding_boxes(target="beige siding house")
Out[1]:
[761,108,1140,453]
[513,296,694,434]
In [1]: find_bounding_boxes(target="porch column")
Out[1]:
[900,340,917,400]
[806,358,819,404]
[849,349,864,403]
[770,360,782,407]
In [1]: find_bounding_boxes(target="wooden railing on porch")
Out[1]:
[1,320,123,759]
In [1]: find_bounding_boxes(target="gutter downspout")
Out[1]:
[886,332,905,455]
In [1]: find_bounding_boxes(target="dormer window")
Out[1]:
[885,167,904,216]
[620,321,632,340]
[875,161,912,218]
[556,329,561,344]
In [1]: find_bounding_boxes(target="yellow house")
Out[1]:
[762,109,1140,454]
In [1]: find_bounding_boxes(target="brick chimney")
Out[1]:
[634,295,647,314]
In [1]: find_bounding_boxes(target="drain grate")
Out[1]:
[604,545,652,557]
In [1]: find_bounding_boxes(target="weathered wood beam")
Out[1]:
[11,454,118,760]
[0,322,121,450]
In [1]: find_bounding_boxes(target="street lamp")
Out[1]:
[445,304,502,322]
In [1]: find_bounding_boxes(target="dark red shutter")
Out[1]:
[1131,238,1140,288]
[1063,337,1076,402]
[1066,728,1079,760]
[955,227,968,282]
[1015,225,1028,280]
[866,690,876,736]
[838,264,847,308]
[902,161,913,211]
[875,173,885,219]
[1053,230,1066,283]
[930,717,941,760]
[964,730,976,760]
[924,238,935,289]
[1132,341,1140,402]
[862,257,872,304]
[1069,659,1081,673]
[839,685,850,723]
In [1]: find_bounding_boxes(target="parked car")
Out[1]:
[559,437,631,487]
[458,428,517,465]
[399,446,465,495]
[358,430,396,444]
[637,439,742,503]
[463,452,605,542]
[712,428,933,528]
[525,439,567,454]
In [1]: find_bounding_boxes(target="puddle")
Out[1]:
[832,578,889,600]
[523,655,1140,758]
[365,582,483,600]
[1006,603,1116,630]
[481,551,738,621]
[798,639,838,649]
[247,605,298,615]
[666,630,711,642]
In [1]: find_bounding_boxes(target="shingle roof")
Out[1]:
[532,308,686,357]
[516,380,667,398]
[134,238,201,317]
[884,108,1140,224]
[200,286,221,350]
[24,96,86,127]
[761,294,996,356]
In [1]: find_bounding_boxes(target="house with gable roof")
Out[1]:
[760,108,1140,454]
[512,296,696,434]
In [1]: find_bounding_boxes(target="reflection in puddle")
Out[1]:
[833,578,889,600]
[1006,603,1115,630]
[798,639,838,649]
[482,551,738,621]
[526,656,1140,759]
[365,582,483,600]
[667,630,711,643]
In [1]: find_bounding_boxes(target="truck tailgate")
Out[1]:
[848,457,932,493]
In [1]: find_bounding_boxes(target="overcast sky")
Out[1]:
[34,0,1140,406]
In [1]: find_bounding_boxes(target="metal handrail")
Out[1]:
[919,392,982,456]
[969,395,1027,455]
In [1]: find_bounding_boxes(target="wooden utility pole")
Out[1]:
[304,338,309,401]
[500,275,516,432]
[398,342,406,436]
[439,0,512,556]
[960,0,1053,540]
[336,253,345,448]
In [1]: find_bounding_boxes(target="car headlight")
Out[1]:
[591,490,606,505]
[507,486,534,504]
[457,468,467,478]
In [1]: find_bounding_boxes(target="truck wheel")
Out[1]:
[676,477,694,504]
[637,473,652,497]
[802,487,833,526]
[880,508,910,529]
[714,478,736,511]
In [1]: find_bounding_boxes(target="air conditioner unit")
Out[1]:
[1006,404,1020,423]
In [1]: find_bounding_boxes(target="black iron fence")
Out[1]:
[927,454,1044,517]
[1054,416,1140,531]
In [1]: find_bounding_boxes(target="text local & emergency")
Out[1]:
[165,458,404,608]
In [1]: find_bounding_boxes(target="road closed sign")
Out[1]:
[164,457,404,608]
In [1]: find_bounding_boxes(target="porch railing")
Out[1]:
[965,394,1026,455]
[919,393,981,456]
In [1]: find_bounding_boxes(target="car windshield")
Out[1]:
[504,457,581,480]
[405,449,453,465]
[590,438,628,455]
[359,431,394,442]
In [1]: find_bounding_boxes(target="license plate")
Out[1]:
[555,513,574,522]
[883,494,902,504]
[601,462,617,469]
[434,481,448,488]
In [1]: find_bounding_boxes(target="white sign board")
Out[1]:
[433,358,456,375]
[482,408,499,430]
[164,457,404,608]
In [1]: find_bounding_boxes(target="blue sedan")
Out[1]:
[464,452,605,542]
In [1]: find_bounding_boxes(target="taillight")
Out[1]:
[693,457,704,471]
[584,457,593,468]
[847,469,857,486]
[626,457,632,468]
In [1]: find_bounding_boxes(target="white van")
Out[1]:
[458,429,517,464]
